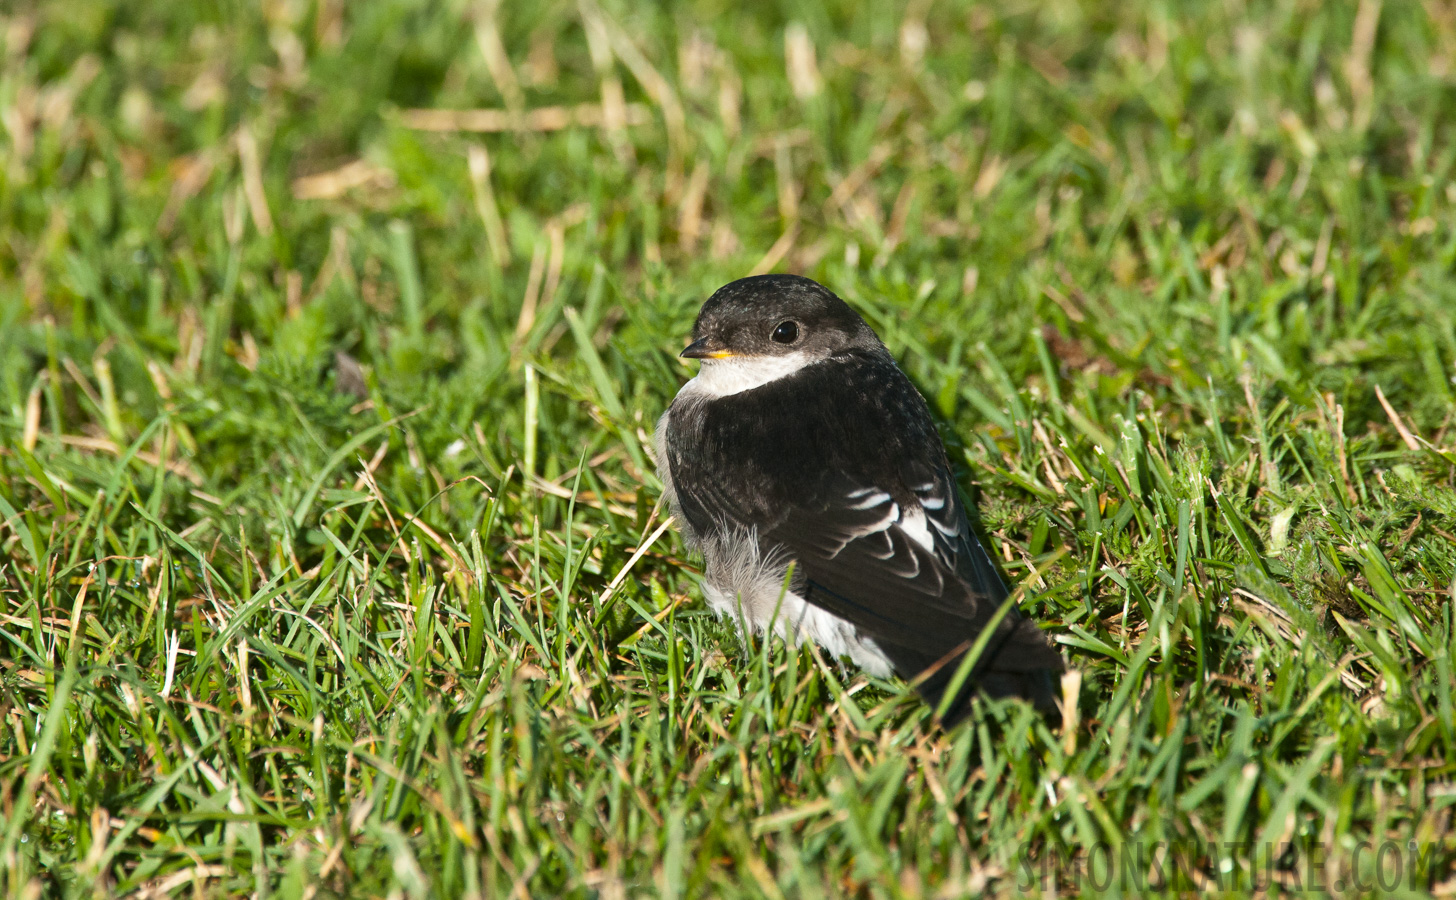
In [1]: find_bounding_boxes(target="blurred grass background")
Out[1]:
[2,0,1456,895]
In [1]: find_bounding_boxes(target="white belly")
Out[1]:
[698,531,895,678]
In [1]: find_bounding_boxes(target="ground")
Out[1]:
[2,0,1455,896]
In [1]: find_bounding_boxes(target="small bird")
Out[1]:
[655,275,1062,723]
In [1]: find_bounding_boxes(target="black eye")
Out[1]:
[771,321,799,344]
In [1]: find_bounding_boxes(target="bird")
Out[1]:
[654,274,1063,724]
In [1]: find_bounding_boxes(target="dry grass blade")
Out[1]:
[400,103,652,132]
[292,159,397,200]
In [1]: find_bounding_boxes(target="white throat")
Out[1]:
[680,352,816,398]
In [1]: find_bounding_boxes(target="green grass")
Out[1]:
[3,0,1456,895]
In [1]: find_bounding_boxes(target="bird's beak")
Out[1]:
[680,337,733,359]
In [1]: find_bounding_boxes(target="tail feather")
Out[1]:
[885,614,1064,727]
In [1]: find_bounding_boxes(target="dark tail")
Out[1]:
[902,615,1064,728]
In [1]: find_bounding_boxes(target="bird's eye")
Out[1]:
[771,321,799,344]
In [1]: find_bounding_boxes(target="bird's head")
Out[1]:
[680,275,880,367]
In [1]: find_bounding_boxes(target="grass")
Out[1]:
[2,0,1456,895]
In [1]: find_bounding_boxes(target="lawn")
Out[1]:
[2,0,1455,895]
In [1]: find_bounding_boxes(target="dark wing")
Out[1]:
[667,350,1061,720]
[766,472,1063,721]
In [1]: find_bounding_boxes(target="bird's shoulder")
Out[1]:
[667,349,938,476]
[664,349,971,557]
